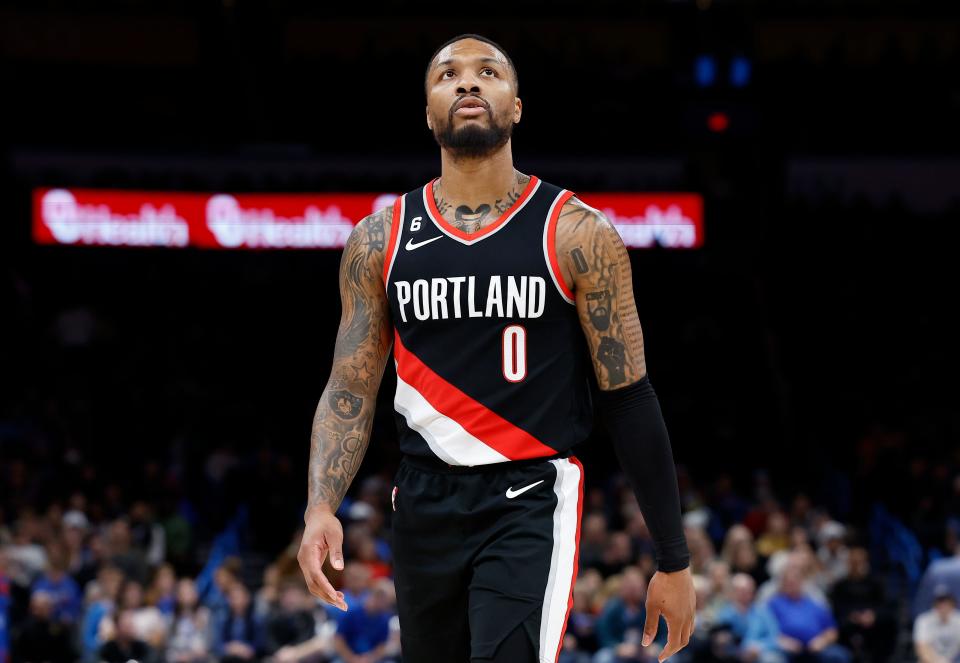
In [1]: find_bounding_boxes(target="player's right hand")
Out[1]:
[297,505,349,611]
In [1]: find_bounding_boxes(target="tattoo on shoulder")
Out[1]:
[559,200,646,388]
[571,247,589,274]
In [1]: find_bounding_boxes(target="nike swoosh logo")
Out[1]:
[505,480,545,499]
[405,236,442,251]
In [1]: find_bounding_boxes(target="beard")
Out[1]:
[432,107,514,159]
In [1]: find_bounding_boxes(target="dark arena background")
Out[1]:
[1,2,958,662]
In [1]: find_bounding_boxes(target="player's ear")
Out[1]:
[514,97,522,124]
[425,105,432,130]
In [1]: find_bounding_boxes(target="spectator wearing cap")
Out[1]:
[767,565,850,662]
[913,585,960,663]
[61,510,93,578]
[816,522,849,589]
[829,547,894,662]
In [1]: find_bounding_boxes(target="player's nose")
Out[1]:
[455,73,482,95]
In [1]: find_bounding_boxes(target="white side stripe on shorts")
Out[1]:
[539,458,582,663]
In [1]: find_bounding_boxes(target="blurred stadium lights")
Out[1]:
[707,111,730,133]
[695,55,717,87]
[729,55,751,87]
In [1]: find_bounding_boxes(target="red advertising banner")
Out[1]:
[33,188,703,249]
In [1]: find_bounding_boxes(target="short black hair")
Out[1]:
[424,33,519,95]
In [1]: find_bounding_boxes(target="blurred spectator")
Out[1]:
[722,526,769,588]
[13,591,75,663]
[334,561,373,620]
[100,608,155,663]
[147,563,178,617]
[758,552,828,607]
[166,578,211,663]
[581,513,610,571]
[262,581,316,656]
[105,519,149,585]
[254,565,281,620]
[130,501,167,568]
[79,564,124,661]
[61,510,95,582]
[757,512,790,559]
[594,567,666,663]
[119,578,169,648]
[913,585,960,663]
[333,578,396,663]
[685,526,717,575]
[30,549,81,625]
[713,573,782,663]
[829,547,894,662]
[815,522,849,590]
[218,583,260,662]
[597,532,635,579]
[566,572,602,656]
[766,566,850,662]
[915,542,960,616]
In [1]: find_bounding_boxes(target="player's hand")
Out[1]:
[297,505,348,610]
[642,566,696,662]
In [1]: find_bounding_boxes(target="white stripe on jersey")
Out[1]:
[393,365,510,467]
[539,458,582,662]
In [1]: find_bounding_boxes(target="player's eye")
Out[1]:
[481,68,496,76]
[442,69,455,79]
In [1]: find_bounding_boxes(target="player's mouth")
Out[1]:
[453,96,489,118]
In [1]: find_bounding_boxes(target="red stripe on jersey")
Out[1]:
[426,175,540,242]
[382,196,403,285]
[546,190,576,302]
[554,456,585,663]
[393,331,557,460]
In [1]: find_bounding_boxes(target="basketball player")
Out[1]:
[298,34,695,663]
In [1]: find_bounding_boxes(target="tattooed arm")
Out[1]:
[554,197,645,388]
[298,205,393,611]
[556,197,695,662]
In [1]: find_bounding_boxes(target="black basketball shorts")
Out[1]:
[390,453,584,663]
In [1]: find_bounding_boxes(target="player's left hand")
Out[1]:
[642,566,696,662]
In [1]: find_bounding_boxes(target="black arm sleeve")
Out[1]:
[597,375,690,572]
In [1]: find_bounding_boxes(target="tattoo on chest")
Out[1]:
[454,204,492,233]
[434,172,528,233]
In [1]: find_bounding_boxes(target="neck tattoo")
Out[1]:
[434,172,531,234]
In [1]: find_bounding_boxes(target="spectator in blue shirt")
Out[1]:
[327,561,373,625]
[333,579,396,663]
[31,554,82,625]
[767,567,850,663]
[594,567,667,663]
[714,573,784,663]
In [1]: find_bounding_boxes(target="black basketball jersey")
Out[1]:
[382,175,594,466]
